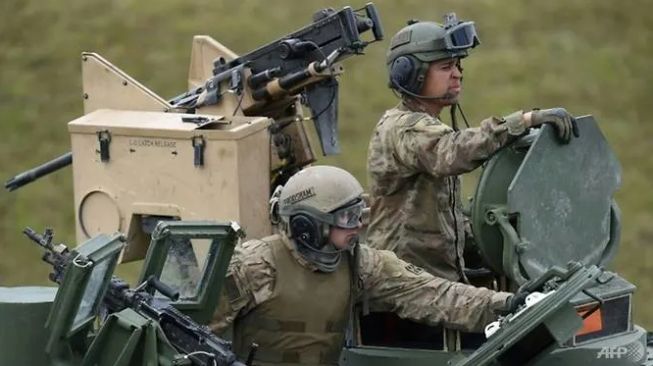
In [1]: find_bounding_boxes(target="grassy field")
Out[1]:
[1,0,652,328]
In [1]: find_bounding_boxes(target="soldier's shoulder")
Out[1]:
[379,106,435,131]
[357,244,398,272]
[358,244,430,281]
[233,234,280,265]
[359,243,398,260]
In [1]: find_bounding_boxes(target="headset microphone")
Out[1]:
[390,76,456,101]
[393,80,456,100]
[390,73,470,131]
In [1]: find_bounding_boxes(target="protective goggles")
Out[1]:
[443,21,480,50]
[331,200,365,229]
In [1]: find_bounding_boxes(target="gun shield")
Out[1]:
[305,79,339,155]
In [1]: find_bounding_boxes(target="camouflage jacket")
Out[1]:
[366,103,527,281]
[210,233,511,337]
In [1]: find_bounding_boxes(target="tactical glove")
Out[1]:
[499,290,529,315]
[530,108,579,143]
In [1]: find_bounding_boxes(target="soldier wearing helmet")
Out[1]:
[210,165,521,366]
[367,13,579,281]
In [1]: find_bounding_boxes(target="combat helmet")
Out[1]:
[276,165,365,272]
[387,12,480,95]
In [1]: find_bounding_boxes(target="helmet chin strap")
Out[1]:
[295,242,342,273]
[394,78,470,131]
[345,235,360,250]
[294,233,360,273]
[403,92,457,119]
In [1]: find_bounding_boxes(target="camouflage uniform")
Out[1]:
[210,233,511,365]
[367,103,527,281]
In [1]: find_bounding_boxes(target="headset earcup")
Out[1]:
[390,55,420,94]
[290,214,322,249]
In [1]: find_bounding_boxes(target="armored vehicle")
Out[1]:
[2,3,652,365]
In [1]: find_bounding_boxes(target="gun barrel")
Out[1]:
[22,227,44,246]
[5,152,72,191]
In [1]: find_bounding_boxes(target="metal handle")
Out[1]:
[147,275,180,301]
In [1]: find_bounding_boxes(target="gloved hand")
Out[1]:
[529,108,579,143]
[499,290,529,315]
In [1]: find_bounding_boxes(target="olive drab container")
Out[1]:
[0,287,58,365]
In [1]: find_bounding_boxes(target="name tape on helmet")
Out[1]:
[283,187,316,206]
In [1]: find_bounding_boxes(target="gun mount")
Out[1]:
[4,4,383,193]
[4,4,383,262]
[6,221,246,366]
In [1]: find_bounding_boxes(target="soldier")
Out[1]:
[367,14,578,281]
[210,165,523,366]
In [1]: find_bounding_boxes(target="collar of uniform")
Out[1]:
[279,231,322,272]
[398,100,412,112]
[399,99,442,119]
[396,101,443,127]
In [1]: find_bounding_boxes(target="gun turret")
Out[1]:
[170,3,383,155]
[5,4,383,192]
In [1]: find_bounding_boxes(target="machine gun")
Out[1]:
[171,4,382,118]
[4,4,383,192]
[23,225,248,366]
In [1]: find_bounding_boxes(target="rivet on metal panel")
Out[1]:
[485,210,497,225]
[515,241,529,254]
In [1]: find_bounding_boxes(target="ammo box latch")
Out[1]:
[192,135,205,167]
[97,130,112,162]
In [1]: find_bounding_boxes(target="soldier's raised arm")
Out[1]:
[389,110,527,177]
[390,108,576,178]
[357,244,512,333]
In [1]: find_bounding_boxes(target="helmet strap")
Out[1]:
[450,102,471,131]
[450,103,459,131]
[414,58,430,93]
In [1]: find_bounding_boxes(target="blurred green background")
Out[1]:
[1,0,652,328]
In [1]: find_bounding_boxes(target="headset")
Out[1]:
[289,213,329,250]
[389,55,460,101]
[389,55,470,130]
[389,55,425,95]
